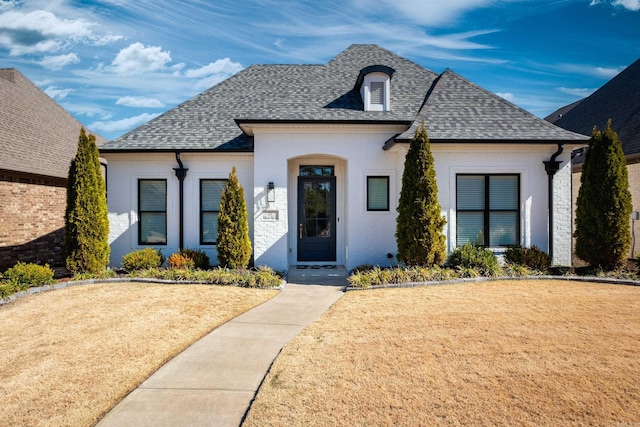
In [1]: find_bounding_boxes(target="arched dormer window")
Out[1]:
[355,65,395,112]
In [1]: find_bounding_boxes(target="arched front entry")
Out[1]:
[288,156,346,267]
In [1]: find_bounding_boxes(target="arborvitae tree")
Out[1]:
[396,122,447,266]
[65,128,110,273]
[575,120,632,270]
[217,166,252,269]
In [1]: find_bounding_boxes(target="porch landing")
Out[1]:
[287,265,349,286]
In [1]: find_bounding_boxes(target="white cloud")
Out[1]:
[186,58,244,90]
[558,87,595,98]
[613,0,640,11]
[44,86,72,100]
[557,63,623,79]
[110,42,172,75]
[116,96,165,108]
[89,112,160,133]
[39,53,80,70]
[0,9,92,55]
[496,92,515,102]
[590,0,640,10]
[185,58,243,78]
[366,0,499,26]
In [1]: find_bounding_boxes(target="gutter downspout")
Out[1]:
[173,152,188,251]
[543,144,564,262]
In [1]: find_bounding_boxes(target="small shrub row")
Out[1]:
[348,265,457,288]
[123,248,210,271]
[504,244,552,270]
[128,266,282,288]
[0,262,55,298]
[349,243,557,288]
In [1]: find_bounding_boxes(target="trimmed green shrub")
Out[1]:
[168,253,195,270]
[178,248,210,269]
[122,248,164,271]
[447,243,502,276]
[396,122,447,266]
[575,120,632,269]
[65,128,110,274]
[217,167,252,269]
[2,262,54,290]
[505,245,552,271]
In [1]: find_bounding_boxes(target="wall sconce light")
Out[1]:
[267,182,275,202]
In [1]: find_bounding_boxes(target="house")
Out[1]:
[0,68,105,270]
[546,57,640,259]
[100,44,588,271]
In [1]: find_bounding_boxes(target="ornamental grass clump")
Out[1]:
[447,243,503,277]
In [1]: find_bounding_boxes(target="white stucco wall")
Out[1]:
[104,137,576,270]
[425,144,574,266]
[250,123,406,271]
[103,152,253,268]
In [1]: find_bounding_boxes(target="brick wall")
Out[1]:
[0,172,67,270]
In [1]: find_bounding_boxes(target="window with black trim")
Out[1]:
[200,179,227,244]
[138,179,167,245]
[456,174,519,247]
[367,176,389,211]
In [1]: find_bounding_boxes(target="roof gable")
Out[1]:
[394,69,588,143]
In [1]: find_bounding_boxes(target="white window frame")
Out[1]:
[361,72,391,112]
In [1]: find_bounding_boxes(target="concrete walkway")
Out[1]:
[97,267,347,427]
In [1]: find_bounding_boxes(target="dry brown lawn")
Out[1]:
[0,283,277,427]
[245,280,640,426]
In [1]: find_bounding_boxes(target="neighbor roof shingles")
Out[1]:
[0,69,105,179]
[101,44,587,152]
[549,57,640,158]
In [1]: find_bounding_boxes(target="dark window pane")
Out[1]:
[489,212,517,246]
[140,212,166,244]
[367,176,389,211]
[201,212,218,244]
[457,176,485,210]
[490,176,518,210]
[457,212,484,246]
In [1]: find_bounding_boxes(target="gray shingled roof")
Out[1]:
[546,57,640,159]
[394,69,589,144]
[101,44,587,153]
[0,69,105,179]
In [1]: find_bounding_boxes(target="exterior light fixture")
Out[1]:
[267,182,275,202]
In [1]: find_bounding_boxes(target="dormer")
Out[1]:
[355,65,395,112]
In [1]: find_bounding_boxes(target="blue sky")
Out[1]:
[1,0,639,141]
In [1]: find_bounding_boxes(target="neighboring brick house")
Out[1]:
[101,44,588,270]
[546,57,640,259]
[0,68,104,270]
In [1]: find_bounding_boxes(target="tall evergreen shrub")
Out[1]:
[575,120,632,269]
[396,123,447,266]
[64,128,110,273]
[217,167,252,268]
